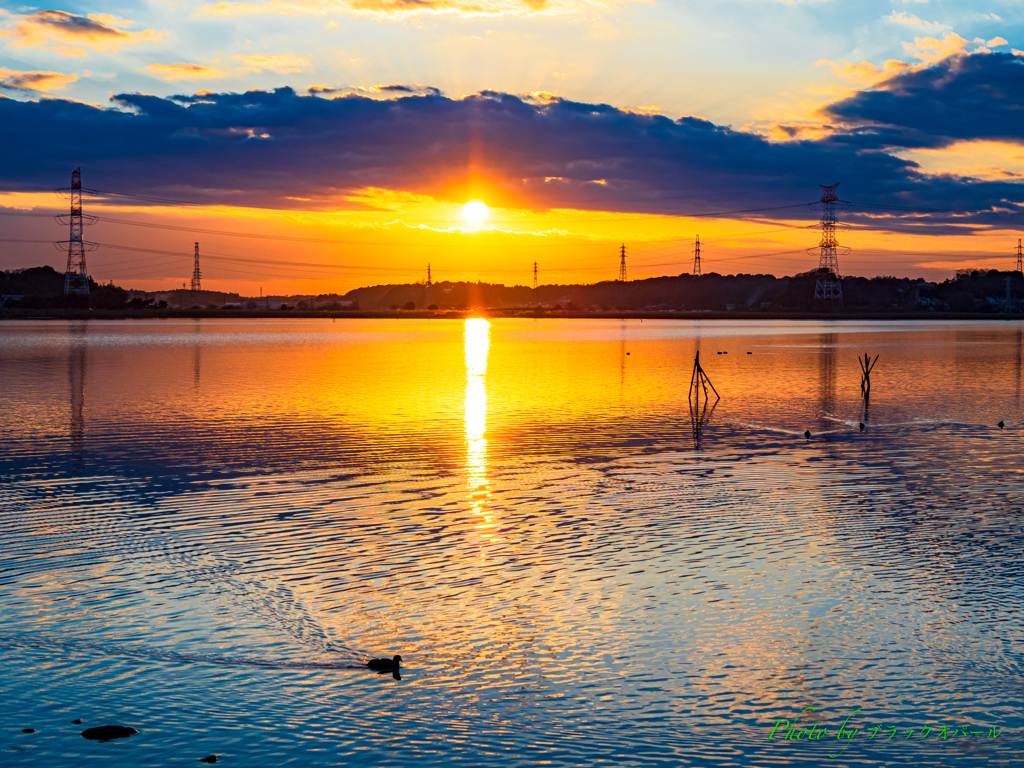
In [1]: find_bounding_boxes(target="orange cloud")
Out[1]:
[200,0,627,20]
[0,67,78,91]
[232,53,310,74]
[0,10,165,56]
[816,58,912,87]
[752,58,919,142]
[895,140,1024,181]
[904,33,972,64]
[145,63,225,81]
[145,55,309,82]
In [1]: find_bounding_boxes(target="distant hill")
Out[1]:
[3,265,1022,313]
[340,271,1024,313]
[1,266,127,309]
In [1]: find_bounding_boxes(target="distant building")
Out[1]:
[914,281,938,306]
[128,288,242,307]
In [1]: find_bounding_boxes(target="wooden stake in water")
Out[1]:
[689,351,720,410]
[858,353,879,396]
[689,351,720,446]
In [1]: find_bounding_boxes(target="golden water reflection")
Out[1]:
[464,318,499,544]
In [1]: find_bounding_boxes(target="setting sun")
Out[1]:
[462,200,489,224]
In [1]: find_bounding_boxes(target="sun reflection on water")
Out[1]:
[464,318,498,544]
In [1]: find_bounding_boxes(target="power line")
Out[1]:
[842,200,969,214]
[6,237,1016,277]
[5,187,1018,221]
[14,178,1024,289]
[79,188,208,207]
[0,207,960,260]
[78,187,818,218]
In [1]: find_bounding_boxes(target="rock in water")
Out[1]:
[81,725,139,742]
[200,756,218,764]
[72,719,83,725]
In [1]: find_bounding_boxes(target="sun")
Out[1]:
[462,200,489,224]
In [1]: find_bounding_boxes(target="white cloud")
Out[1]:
[887,11,950,33]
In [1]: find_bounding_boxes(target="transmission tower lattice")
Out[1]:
[813,183,843,309]
[618,244,627,282]
[426,262,432,286]
[1017,239,1022,273]
[693,235,701,276]
[63,168,89,295]
[533,261,538,290]
[190,242,202,304]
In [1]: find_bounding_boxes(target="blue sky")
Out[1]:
[3,1,1024,290]
[1,1,1019,127]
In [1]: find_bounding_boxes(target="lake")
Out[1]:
[1,318,1022,766]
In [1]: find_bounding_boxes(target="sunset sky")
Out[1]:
[3,1,1024,294]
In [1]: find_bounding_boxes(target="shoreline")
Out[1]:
[3,308,1024,321]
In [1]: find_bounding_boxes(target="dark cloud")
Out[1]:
[304,83,443,97]
[0,10,162,52]
[0,68,77,92]
[377,84,443,96]
[1,73,1022,231]
[30,10,130,39]
[825,52,1024,150]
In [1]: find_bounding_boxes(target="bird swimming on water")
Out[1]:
[367,655,402,671]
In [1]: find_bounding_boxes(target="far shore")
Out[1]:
[3,308,1024,322]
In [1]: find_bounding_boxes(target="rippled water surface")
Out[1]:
[2,318,1023,767]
